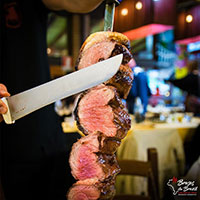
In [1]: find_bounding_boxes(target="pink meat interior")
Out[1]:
[70,134,106,181]
[68,184,100,200]
[78,41,116,69]
[77,145,104,180]
[78,86,117,137]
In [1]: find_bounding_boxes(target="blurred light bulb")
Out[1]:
[165,91,170,97]
[135,1,143,10]
[47,48,51,54]
[186,14,193,23]
[121,8,128,16]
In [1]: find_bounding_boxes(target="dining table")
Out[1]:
[115,116,200,198]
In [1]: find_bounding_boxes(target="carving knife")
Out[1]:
[1,54,123,124]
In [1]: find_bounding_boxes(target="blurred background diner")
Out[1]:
[46,0,200,199]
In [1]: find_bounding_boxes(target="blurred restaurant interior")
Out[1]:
[47,0,200,199]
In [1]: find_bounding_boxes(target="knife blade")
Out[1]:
[2,54,123,124]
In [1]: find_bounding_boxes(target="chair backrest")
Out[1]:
[114,148,159,200]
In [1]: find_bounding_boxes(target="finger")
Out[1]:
[0,99,7,114]
[0,91,10,98]
[0,115,3,123]
[0,84,10,98]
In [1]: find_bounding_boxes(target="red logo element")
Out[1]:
[172,176,177,183]
[4,2,22,28]
[167,178,198,196]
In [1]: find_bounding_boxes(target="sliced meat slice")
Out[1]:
[77,178,116,199]
[69,133,120,181]
[68,178,116,200]
[76,41,133,98]
[77,41,116,70]
[77,42,132,70]
[67,184,100,200]
[74,84,131,139]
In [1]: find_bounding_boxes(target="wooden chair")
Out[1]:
[114,148,159,200]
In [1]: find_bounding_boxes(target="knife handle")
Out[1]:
[105,0,122,5]
[1,97,15,124]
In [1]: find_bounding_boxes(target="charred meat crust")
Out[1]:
[95,177,117,199]
[113,108,131,139]
[97,133,121,154]
[105,64,133,99]
[98,181,116,200]
[110,43,132,65]
[96,153,121,178]
[80,31,131,53]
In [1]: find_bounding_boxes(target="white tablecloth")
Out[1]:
[116,128,185,198]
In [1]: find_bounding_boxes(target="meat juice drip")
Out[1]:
[67,32,133,200]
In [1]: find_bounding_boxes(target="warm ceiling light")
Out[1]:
[135,1,143,10]
[47,48,51,54]
[121,8,128,16]
[186,14,193,23]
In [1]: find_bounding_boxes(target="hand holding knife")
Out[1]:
[0,84,10,122]
[1,0,124,124]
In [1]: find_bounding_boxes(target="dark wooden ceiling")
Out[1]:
[47,0,200,50]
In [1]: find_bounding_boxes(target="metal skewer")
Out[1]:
[104,0,121,31]
[104,2,116,31]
